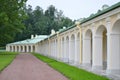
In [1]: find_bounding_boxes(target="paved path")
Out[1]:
[0,53,68,80]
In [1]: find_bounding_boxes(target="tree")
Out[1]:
[0,0,27,46]
[14,5,74,42]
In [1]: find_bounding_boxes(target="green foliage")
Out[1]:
[0,0,27,46]
[0,51,18,71]
[0,1,73,46]
[15,5,74,41]
[33,53,109,80]
[0,47,5,50]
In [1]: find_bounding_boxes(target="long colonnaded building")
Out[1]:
[6,2,120,79]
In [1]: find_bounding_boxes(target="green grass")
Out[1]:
[0,51,18,71]
[33,53,109,80]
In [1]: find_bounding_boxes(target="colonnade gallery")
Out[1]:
[6,2,120,78]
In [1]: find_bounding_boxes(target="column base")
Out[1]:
[68,60,74,64]
[92,65,103,71]
[106,69,120,74]
[74,61,80,65]
[63,58,69,63]
[59,58,64,61]
[82,63,91,67]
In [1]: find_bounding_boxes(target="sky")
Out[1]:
[26,0,120,20]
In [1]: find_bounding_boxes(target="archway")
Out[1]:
[10,46,12,51]
[83,29,92,66]
[93,25,107,70]
[33,46,35,52]
[29,46,31,52]
[13,46,15,52]
[17,46,19,52]
[24,46,27,52]
[109,19,120,74]
[21,46,23,52]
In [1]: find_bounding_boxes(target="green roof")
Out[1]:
[80,2,120,24]
[8,35,48,45]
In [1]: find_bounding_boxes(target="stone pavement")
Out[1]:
[0,53,68,80]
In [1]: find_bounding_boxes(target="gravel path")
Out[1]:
[0,53,68,80]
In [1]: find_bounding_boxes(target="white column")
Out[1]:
[35,44,39,53]
[77,38,80,64]
[57,38,60,60]
[82,37,91,66]
[69,36,72,63]
[55,40,57,59]
[51,41,53,57]
[75,34,78,64]
[31,45,33,52]
[69,36,75,64]
[71,38,75,63]
[64,39,67,62]
[66,39,69,62]
[6,45,9,51]
[62,39,64,61]
[106,21,120,74]
[107,33,120,74]
[60,39,62,60]
[9,45,11,51]
[92,35,103,70]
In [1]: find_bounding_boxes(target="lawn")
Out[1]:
[0,51,18,71]
[33,53,109,80]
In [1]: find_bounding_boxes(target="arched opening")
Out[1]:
[21,46,23,52]
[33,46,35,52]
[10,46,12,51]
[29,46,31,52]
[24,46,27,52]
[110,19,120,74]
[66,36,69,62]
[70,34,75,63]
[13,46,15,52]
[17,46,19,52]
[83,29,92,66]
[95,25,107,70]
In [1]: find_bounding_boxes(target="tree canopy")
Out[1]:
[0,0,27,46]
[15,5,74,41]
[0,1,74,46]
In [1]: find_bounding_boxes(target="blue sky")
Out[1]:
[27,0,120,20]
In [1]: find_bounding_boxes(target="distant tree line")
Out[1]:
[14,5,74,41]
[0,0,74,47]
